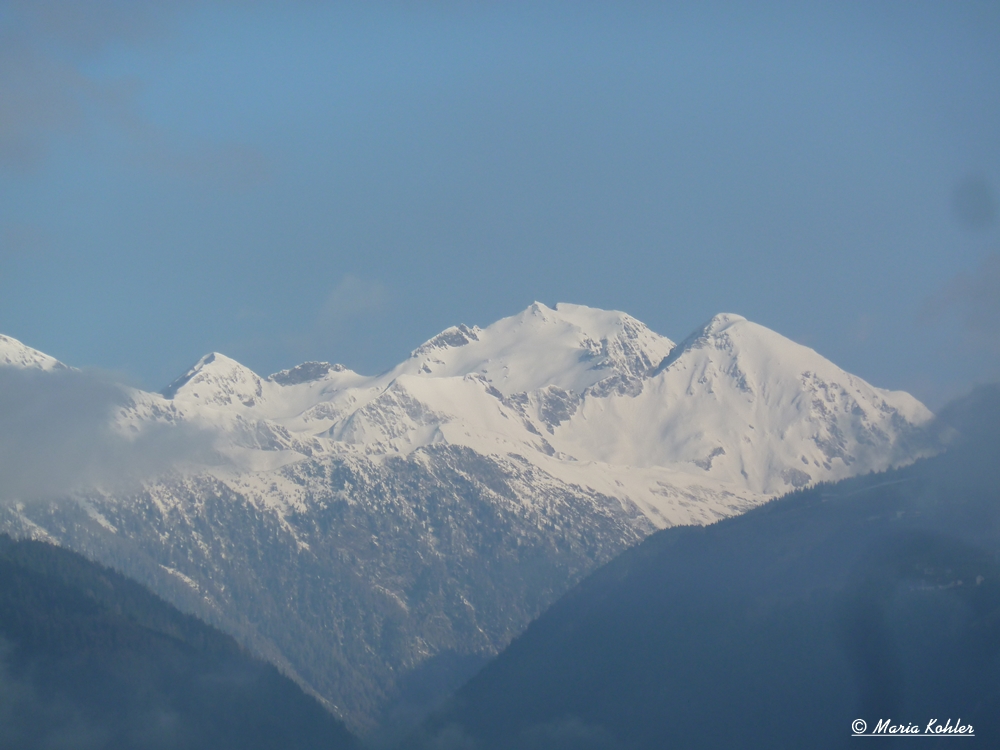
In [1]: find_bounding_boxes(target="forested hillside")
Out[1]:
[0,534,359,750]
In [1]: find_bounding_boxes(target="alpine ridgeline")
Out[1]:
[0,304,932,736]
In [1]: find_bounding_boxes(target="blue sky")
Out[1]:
[1,1,998,407]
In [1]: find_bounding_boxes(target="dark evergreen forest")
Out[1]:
[0,533,359,750]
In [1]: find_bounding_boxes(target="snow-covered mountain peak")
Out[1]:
[577,311,935,494]
[653,313,821,382]
[162,352,266,408]
[656,313,925,418]
[395,302,675,396]
[0,333,67,371]
[410,324,483,359]
[699,312,747,334]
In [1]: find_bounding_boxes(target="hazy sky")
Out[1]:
[1,1,998,408]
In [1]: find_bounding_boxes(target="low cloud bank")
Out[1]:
[0,366,218,502]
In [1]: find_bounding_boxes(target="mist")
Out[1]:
[0,365,218,503]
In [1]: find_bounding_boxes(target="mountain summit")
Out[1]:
[393,302,675,395]
[0,303,933,735]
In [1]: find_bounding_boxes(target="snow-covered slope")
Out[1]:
[142,302,930,528]
[541,313,930,510]
[0,334,65,370]
[0,304,935,734]
[388,302,674,394]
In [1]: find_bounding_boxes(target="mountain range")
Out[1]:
[0,303,934,736]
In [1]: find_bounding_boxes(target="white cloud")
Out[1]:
[0,366,219,503]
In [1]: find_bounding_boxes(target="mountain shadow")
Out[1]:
[0,534,360,750]
[405,384,1000,749]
